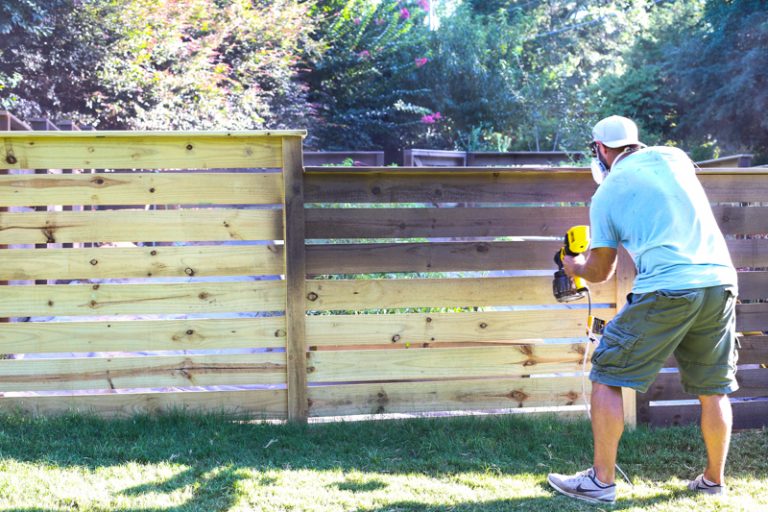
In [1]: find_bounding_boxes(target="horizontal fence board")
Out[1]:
[0,317,286,354]
[307,241,561,274]
[0,389,287,419]
[307,344,590,382]
[305,170,597,203]
[305,277,616,310]
[640,399,768,429]
[305,207,589,239]
[713,206,768,235]
[306,310,615,347]
[0,209,282,244]
[308,376,591,416]
[738,271,768,300]
[656,335,765,368]
[0,353,287,392]
[700,173,768,203]
[0,245,284,281]
[0,281,285,317]
[728,239,768,269]
[736,303,768,332]
[0,132,295,170]
[736,336,768,364]
[640,368,768,402]
[0,172,283,207]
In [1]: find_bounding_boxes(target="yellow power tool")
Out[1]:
[552,225,590,302]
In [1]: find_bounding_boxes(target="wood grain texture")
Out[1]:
[305,170,597,204]
[738,271,768,300]
[0,317,286,354]
[0,281,285,317]
[712,206,768,235]
[0,132,303,170]
[305,277,616,310]
[639,399,768,430]
[0,172,283,207]
[308,376,591,416]
[307,343,592,382]
[306,309,615,347]
[0,245,284,280]
[305,207,589,239]
[0,209,282,244]
[282,136,309,422]
[638,368,768,403]
[736,303,768,332]
[727,239,768,269]
[0,389,287,419]
[306,241,562,274]
[0,352,286,392]
[699,172,768,203]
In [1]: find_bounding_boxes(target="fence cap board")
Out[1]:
[0,129,307,138]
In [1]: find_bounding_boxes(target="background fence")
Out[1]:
[0,113,766,428]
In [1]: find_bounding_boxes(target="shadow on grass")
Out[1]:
[0,411,764,511]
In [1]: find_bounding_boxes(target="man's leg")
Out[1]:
[699,393,732,485]
[591,382,625,485]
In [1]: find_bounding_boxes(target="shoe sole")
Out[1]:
[547,476,616,505]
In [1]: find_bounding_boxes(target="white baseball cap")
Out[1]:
[592,115,644,148]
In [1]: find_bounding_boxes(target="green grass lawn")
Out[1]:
[0,411,765,511]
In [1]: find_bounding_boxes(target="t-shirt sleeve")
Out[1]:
[589,189,619,249]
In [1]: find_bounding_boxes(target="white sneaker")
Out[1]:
[547,467,616,504]
[688,474,726,495]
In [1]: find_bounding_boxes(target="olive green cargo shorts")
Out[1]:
[590,285,739,395]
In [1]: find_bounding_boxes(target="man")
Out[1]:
[547,115,739,504]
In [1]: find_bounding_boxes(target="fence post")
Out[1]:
[282,136,309,422]
[615,246,637,428]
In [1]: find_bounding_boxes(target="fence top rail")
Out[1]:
[0,129,307,139]
[305,165,768,175]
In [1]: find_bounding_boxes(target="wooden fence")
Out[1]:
[0,123,766,428]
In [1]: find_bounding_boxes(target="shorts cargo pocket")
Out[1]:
[591,324,640,369]
[646,289,700,324]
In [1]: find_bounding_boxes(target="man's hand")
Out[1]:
[563,247,618,284]
[563,253,586,278]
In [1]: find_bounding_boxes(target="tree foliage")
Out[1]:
[0,0,765,161]
[304,0,431,150]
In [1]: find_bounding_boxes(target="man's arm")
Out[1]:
[563,247,618,283]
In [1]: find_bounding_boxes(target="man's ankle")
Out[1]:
[593,466,615,486]
[702,471,724,486]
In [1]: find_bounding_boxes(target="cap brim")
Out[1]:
[600,139,645,148]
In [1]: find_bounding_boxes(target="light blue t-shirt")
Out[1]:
[590,146,737,294]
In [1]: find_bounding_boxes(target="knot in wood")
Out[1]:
[93,177,105,185]
[186,144,194,151]
[476,244,489,253]
[90,259,98,266]
[479,322,488,329]
[92,284,100,290]
[150,250,158,256]
[391,334,401,343]
[274,329,286,338]
[509,389,529,403]
[185,267,195,276]
[306,291,319,302]
[149,187,156,193]
[425,317,432,323]
[186,329,194,336]
[564,391,579,405]
[5,155,17,165]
